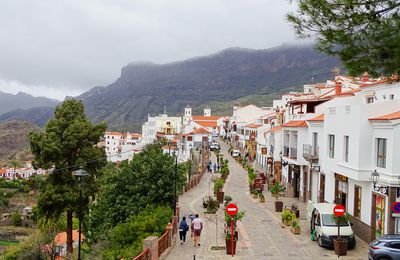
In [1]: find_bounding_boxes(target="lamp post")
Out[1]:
[188,144,193,181]
[371,169,400,196]
[73,167,89,260]
[173,147,179,215]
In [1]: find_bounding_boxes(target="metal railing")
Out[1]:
[303,144,319,161]
[283,146,289,157]
[134,248,150,260]
[290,147,297,159]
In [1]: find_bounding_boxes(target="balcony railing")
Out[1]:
[283,146,289,157]
[289,147,297,159]
[303,144,319,162]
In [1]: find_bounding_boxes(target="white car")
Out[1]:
[210,143,220,151]
[231,150,241,158]
[306,201,356,249]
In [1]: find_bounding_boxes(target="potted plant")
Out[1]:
[248,169,256,193]
[333,214,349,256]
[281,209,295,226]
[214,178,225,203]
[224,195,232,207]
[206,197,219,214]
[259,193,265,203]
[270,182,285,212]
[225,232,237,255]
[291,218,301,234]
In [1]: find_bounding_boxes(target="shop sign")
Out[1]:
[335,173,348,182]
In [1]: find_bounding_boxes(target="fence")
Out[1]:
[157,231,169,257]
[134,248,150,260]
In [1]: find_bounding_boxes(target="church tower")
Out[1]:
[183,105,192,125]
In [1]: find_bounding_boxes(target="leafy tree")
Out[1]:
[98,206,172,259]
[287,0,400,76]
[89,144,186,242]
[29,99,107,254]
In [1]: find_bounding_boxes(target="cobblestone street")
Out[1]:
[167,139,369,260]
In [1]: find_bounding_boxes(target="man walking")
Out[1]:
[191,214,203,247]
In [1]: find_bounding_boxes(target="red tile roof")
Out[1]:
[193,128,211,134]
[267,126,282,133]
[308,114,324,122]
[195,121,218,127]
[54,230,84,245]
[162,145,177,150]
[282,120,308,128]
[192,116,223,121]
[246,124,262,129]
[369,111,400,121]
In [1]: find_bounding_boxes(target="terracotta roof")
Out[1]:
[192,115,223,121]
[106,131,123,136]
[193,128,211,134]
[268,126,282,133]
[246,124,262,129]
[308,114,324,122]
[195,121,218,127]
[162,145,177,150]
[54,230,84,246]
[369,111,400,121]
[282,120,308,128]
[0,168,6,175]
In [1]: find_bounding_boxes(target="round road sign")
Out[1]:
[392,202,400,214]
[226,203,238,216]
[333,204,345,217]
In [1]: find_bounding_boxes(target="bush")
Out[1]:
[224,195,232,206]
[206,197,219,214]
[213,178,224,193]
[11,212,22,227]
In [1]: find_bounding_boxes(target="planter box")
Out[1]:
[275,201,283,212]
[290,226,301,234]
[225,238,237,255]
[334,239,348,256]
[216,191,224,204]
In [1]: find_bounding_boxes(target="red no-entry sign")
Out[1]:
[226,203,238,216]
[333,204,345,217]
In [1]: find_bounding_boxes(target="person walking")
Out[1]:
[213,163,217,173]
[191,214,203,247]
[179,216,189,245]
[188,213,196,238]
[217,163,220,172]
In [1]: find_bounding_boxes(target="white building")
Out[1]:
[141,113,182,144]
[105,132,142,162]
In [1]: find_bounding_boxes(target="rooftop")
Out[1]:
[282,120,308,128]
[369,111,400,121]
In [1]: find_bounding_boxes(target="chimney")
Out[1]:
[335,81,342,95]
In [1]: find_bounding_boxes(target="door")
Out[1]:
[295,173,300,198]
[319,174,325,203]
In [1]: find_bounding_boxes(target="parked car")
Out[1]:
[231,150,241,158]
[209,143,220,151]
[306,201,356,249]
[369,234,400,260]
[212,132,219,137]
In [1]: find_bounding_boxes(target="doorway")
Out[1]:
[319,174,325,203]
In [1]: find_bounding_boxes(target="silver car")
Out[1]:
[369,234,400,260]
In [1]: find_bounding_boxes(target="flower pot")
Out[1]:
[225,238,237,255]
[291,226,301,234]
[334,239,348,256]
[259,196,265,203]
[275,201,283,212]
[283,219,291,226]
[217,191,224,203]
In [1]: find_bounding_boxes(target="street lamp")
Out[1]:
[73,167,89,260]
[188,144,193,181]
[371,169,392,195]
[173,147,179,215]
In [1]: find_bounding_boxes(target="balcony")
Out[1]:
[289,147,297,160]
[283,146,289,157]
[303,144,319,163]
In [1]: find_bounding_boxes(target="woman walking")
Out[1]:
[179,216,189,245]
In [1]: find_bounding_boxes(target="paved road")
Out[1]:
[167,139,368,260]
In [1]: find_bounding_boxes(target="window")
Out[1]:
[388,242,400,249]
[354,186,361,218]
[376,138,387,168]
[345,106,351,114]
[328,135,335,158]
[367,97,374,104]
[329,107,336,115]
[187,136,193,141]
[344,136,349,162]
[390,94,394,100]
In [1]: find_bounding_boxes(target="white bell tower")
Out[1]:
[204,106,211,117]
[183,105,192,125]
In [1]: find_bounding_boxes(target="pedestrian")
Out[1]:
[191,214,203,247]
[188,213,196,238]
[179,216,189,245]
[217,163,220,172]
[206,164,210,172]
[213,163,217,173]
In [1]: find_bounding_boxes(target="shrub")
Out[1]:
[11,212,22,227]
[270,182,285,200]
[206,197,219,214]
[291,218,300,228]
[213,178,225,193]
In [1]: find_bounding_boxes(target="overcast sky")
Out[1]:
[0,0,299,100]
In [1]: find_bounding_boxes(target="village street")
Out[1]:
[167,139,369,260]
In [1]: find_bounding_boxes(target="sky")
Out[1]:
[0,0,299,100]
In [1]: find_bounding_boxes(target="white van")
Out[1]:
[306,200,356,249]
